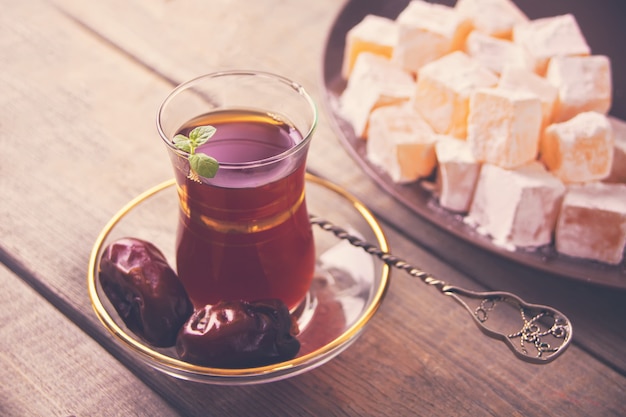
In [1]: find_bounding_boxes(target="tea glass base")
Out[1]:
[88,173,390,385]
[291,284,317,333]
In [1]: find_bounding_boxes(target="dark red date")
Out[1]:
[99,237,193,347]
[176,299,301,368]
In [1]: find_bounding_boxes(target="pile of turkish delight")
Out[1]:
[339,0,626,265]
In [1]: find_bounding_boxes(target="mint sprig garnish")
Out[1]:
[173,125,219,179]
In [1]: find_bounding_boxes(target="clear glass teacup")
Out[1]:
[157,70,318,311]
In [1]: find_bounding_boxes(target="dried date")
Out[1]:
[99,237,193,347]
[176,299,301,368]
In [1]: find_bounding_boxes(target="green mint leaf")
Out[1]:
[189,125,216,146]
[172,125,220,179]
[189,153,219,178]
[173,134,193,153]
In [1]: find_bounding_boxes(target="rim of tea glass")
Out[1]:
[156,70,318,169]
[87,173,391,384]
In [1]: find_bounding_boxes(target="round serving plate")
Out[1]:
[321,0,626,290]
[88,173,390,385]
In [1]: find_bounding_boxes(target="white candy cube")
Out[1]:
[467,87,542,169]
[392,0,471,74]
[413,51,498,138]
[555,182,626,265]
[435,136,481,212]
[605,117,626,184]
[367,103,437,183]
[513,13,591,75]
[339,53,415,138]
[465,31,533,75]
[546,55,612,123]
[541,111,614,183]
[455,0,528,39]
[468,162,566,248]
[342,14,399,79]
[498,66,558,129]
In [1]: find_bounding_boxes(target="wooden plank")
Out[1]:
[0,264,179,417]
[47,0,340,90]
[0,0,174,291]
[1,0,626,416]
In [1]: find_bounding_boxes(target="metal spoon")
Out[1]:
[310,215,573,364]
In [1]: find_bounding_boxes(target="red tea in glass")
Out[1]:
[157,71,318,310]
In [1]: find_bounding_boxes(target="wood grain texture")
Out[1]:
[1,0,626,416]
[0,264,179,417]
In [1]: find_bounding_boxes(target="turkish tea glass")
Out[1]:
[157,70,318,311]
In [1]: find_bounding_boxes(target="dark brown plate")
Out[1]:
[321,0,626,290]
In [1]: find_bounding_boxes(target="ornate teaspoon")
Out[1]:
[310,215,573,364]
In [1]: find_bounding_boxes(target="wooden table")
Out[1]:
[1,0,625,415]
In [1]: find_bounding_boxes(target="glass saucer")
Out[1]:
[87,173,390,385]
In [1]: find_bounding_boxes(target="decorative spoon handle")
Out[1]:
[310,215,573,364]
